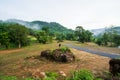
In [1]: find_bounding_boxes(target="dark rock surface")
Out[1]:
[40,49,75,62]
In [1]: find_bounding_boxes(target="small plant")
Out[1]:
[0,76,17,80]
[60,47,70,53]
[24,77,35,80]
[45,72,58,80]
[67,69,94,80]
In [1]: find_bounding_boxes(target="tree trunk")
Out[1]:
[18,42,21,48]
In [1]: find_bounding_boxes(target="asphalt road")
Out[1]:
[65,44,120,59]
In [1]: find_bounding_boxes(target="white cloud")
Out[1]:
[0,0,120,30]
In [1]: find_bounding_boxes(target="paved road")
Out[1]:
[65,44,120,59]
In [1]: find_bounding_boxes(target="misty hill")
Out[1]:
[5,19,73,34]
[91,26,120,36]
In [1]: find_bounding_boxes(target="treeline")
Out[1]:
[0,23,94,49]
[0,22,120,49]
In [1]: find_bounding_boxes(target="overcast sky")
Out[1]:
[0,0,120,30]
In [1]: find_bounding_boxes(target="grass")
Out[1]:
[0,40,61,77]
[0,40,114,79]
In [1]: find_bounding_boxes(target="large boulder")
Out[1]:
[40,48,75,62]
[109,59,120,76]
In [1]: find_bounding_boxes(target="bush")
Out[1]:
[67,69,94,80]
[60,47,70,53]
[45,72,58,80]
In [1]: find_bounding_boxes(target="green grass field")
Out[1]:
[0,40,61,78]
[0,40,119,80]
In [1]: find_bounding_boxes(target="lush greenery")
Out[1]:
[0,69,102,80]
[0,23,30,49]
[75,26,93,43]
[95,26,120,47]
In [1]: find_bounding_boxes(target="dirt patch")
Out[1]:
[20,48,110,78]
[71,48,110,76]
[0,48,23,54]
[0,46,111,78]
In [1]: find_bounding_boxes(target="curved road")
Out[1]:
[65,44,120,59]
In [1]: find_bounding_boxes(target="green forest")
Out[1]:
[0,21,120,50]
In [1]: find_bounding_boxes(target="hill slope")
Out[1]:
[5,19,73,34]
[91,26,120,36]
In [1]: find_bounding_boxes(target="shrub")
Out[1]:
[45,72,58,80]
[60,47,70,53]
[67,69,94,80]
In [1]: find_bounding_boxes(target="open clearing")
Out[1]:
[0,41,111,78]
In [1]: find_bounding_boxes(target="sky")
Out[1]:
[0,0,120,30]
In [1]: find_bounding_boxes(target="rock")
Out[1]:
[109,59,120,76]
[32,71,46,79]
[41,50,51,58]
[59,71,66,77]
[40,49,75,62]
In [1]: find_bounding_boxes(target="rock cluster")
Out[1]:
[109,59,120,76]
[41,48,75,62]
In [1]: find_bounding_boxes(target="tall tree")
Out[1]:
[75,26,85,43]
[8,24,29,48]
[75,26,93,43]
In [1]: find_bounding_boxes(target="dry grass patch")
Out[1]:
[0,41,111,78]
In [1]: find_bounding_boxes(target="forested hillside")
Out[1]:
[5,19,73,34]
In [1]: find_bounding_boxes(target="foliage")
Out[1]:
[60,47,70,53]
[66,33,76,41]
[45,72,58,80]
[95,38,103,46]
[0,23,30,49]
[0,32,10,49]
[0,76,17,80]
[42,26,49,34]
[75,26,93,43]
[35,30,52,44]
[113,34,120,46]
[67,69,94,80]
[56,33,65,42]
[8,23,29,48]
[95,26,120,47]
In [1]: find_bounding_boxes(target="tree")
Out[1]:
[95,38,102,46]
[42,26,49,35]
[0,32,10,49]
[75,26,85,43]
[84,30,93,42]
[102,32,109,46]
[113,34,120,46]
[66,33,76,40]
[35,31,47,44]
[8,24,29,48]
[56,33,65,42]
[75,26,93,43]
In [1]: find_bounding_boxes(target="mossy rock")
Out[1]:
[40,47,75,62]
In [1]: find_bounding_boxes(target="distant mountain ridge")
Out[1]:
[4,19,73,34]
[91,26,120,36]
[1,19,120,36]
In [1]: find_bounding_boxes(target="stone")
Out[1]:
[59,71,66,77]
[109,59,120,76]
[40,49,75,62]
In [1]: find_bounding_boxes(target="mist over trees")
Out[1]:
[95,26,120,47]
[0,20,120,50]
